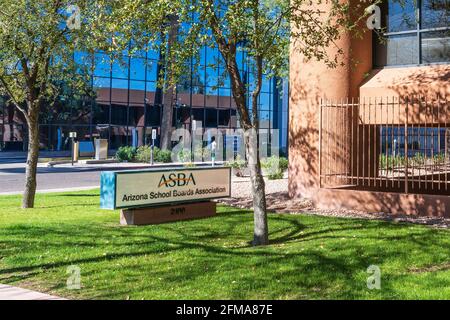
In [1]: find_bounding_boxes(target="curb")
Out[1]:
[0,186,99,196]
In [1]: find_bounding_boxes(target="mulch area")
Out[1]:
[218,191,450,229]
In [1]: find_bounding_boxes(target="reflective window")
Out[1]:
[71,100,90,125]
[111,78,128,89]
[422,31,450,63]
[1,40,284,154]
[146,60,158,82]
[375,0,450,66]
[128,106,145,126]
[93,76,109,87]
[130,80,145,91]
[129,81,146,103]
[146,81,157,93]
[386,0,417,32]
[110,104,127,125]
[145,105,161,126]
[386,34,419,65]
[192,108,204,123]
[110,126,128,149]
[259,93,271,111]
[130,58,146,80]
[92,102,110,124]
[94,53,110,77]
[75,52,92,73]
[421,0,450,28]
[111,79,128,103]
[218,109,230,127]
[261,75,271,93]
[205,47,219,67]
[205,108,217,127]
[112,59,129,79]
[147,49,160,61]
[205,67,219,87]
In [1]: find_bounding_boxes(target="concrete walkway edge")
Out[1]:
[0,284,66,300]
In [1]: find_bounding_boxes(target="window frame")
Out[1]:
[375,0,450,67]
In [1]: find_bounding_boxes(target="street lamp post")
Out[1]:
[151,128,157,165]
[69,131,77,166]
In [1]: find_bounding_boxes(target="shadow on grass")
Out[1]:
[0,208,449,299]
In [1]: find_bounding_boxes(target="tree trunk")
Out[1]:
[246,129,269,245]
[159,14,179,151]
[22,112,40,209]
[202,0,269,245]
[159,86,175,150]
[223,53,269,246]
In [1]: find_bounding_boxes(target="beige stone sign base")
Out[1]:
[120,201,216,225]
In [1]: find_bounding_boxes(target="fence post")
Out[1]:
[405,97,409,194]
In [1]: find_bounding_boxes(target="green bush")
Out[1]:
[116,145,174,163]
[135,146,173,163]
[278,157,289,172]
[154,149,172,163]
[261,155,288,180]
[177,149,192,163]
[194,146,211,162]
[227,156,246,170]
[226,156,247,177]
[135,145,151,162]
[379,154,406,169]
[115,146,136,162]
[267,171,284,180]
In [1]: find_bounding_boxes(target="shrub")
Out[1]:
[136,146,170,163]
[115,146,136,162]
[278,157,289,172]
[194,146,211,162]
[267,171,284,180]
[379,154,406,169]
[154,149,172,163]
[136,145,151,163]
[226,156,247,177]
[261,156,288,180]
[177,149,192,163]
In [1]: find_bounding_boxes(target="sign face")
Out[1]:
[69,132,77,138]
[151,129,157,140]
[100,167,231,209]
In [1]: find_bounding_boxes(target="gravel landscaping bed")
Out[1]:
[218,176,450,229]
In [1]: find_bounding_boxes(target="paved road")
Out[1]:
[0,161,218,194]
[0,161,153,194]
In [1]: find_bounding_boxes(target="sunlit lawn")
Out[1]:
[0,189,449,300]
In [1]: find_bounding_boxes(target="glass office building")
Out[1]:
[0,43,288,156]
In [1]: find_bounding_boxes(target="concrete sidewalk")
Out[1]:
[0,284,66,300]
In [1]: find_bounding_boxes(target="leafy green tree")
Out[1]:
[0,0,108,208]
[109,0,368,245]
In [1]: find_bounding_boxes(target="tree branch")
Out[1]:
[0,75,30,123]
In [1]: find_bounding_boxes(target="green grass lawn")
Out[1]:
[0,190,449,300]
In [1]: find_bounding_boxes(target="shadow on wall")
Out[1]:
[288,70,323,199]
[362,65,450,99]
[389,66,450,98]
